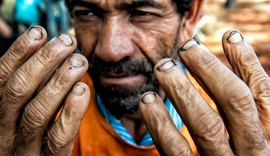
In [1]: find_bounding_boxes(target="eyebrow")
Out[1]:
[70,0,103,12]
[118,0,162,10]
[70,0,161,11]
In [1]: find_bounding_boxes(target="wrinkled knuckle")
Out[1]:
[0,72,9,89]
[14,125,38,152]
[176,86,196,108]
[0,138,13,155]
[47,129,69,154]
[239,51,257,67]
[50,135,67,149]
[250,76,270,97]
[63,106,80,121]
[0,104,6,120]
[152,110,173,132]
[244,122,267,151]
[35,48,57,67]
[5,74,30,103]
[174,147,192,156]
[195,112,224,139]
[196,52,219,69]
[10,38,31,58]
[163,137,192,156]
[0,60,13,82]
[51,70,69,90]
[226,89,254,113]
[174,78,191,94]
[23,100,48,129]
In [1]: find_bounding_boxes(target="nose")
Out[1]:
[95,17,135,62]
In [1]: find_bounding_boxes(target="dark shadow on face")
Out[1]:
[86,19,181,118]
[74,0,183,117]
[88,56,160,117]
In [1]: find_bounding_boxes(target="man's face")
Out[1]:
[71,0,182,116]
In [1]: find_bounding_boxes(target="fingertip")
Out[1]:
[139,91,160,113]
[68,82,90,110]
[222,29,244,44]
[178,38,200,52]
[140,91,158,105]
[176,38,216,72]
[71,82,86,96]
[57,33,77,48]
[139,91,166,116]
[154,58,177,73]
[70,34,78,48]
[27,25,47,41]
[71,82,90,99]
[72,53,89,69]
[177,38,210,61]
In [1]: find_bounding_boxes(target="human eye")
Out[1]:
[130,10,153,17]
[73,10,100,21]
[129,10,160,22]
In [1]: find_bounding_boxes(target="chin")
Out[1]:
[95,76,160,116]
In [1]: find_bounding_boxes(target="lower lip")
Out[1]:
[100,74,144,85]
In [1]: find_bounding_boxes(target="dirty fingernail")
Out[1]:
[28,26,43,40]
[141,92,157,104]
[157,59,176,72]
[58,33,73,46]
[69,54,84,67]
[180,39,199,51]
[72,83,86,96]
[227,31,243,44]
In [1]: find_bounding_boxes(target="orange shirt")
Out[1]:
[72,73,215,156]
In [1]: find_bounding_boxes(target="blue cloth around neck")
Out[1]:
[97,96,183,146]
[96,61,186,146]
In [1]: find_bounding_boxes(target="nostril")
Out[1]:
[95,39,135,62]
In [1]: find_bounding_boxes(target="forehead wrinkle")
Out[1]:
[71,0,165,11]
[71,0,113,11]
[117,0,162,10]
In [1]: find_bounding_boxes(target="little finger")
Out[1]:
[42,82,90,156]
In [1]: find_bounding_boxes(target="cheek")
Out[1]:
[133,24,179,64]
[74,24,98,58]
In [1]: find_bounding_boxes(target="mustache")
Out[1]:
[89,57,154,75]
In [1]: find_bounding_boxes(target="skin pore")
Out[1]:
[71,0,183,143]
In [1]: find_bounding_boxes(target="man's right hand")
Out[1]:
[0,26,90,155]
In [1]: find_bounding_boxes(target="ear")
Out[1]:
[179,0,204,43]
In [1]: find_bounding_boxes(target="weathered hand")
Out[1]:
[0,26,90,155]
[139,30,270,155]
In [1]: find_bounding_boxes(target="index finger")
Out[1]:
[0,26,47,96]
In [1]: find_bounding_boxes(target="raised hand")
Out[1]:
[0,26,90,155]
[140,30,270,156]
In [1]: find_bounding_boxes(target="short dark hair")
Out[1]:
[174,0,194,15]
[65,0,194,16]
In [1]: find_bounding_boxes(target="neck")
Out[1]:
[119,112,146,143]
[118,90,166,143]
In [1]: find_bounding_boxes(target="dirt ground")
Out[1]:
[201,0,270,74]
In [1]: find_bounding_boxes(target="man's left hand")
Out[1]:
[139,30,270,156]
